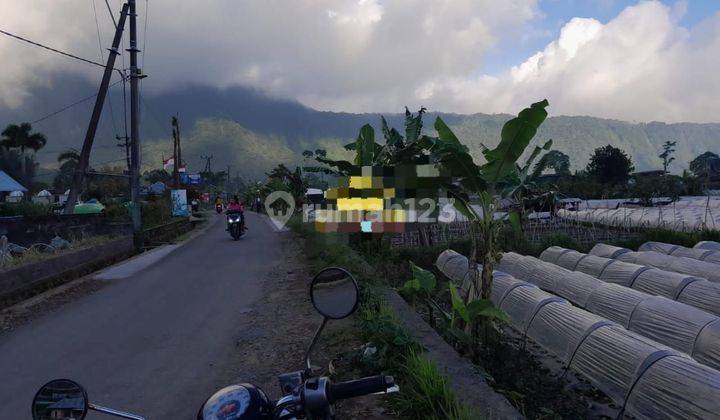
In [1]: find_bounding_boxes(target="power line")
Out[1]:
[104,0,118,28]
[91,0,120,139]
[0,28,108,69]
[31,79,124,125]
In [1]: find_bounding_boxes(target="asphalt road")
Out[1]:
[0,212,282,419]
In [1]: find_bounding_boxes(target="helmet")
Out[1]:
[198,384,272,420]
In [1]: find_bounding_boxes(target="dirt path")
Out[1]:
[227,232,395,419]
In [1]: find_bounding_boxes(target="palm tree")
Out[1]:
[1,123,47,185]
[57,149,80,165]
[1,123,47,154]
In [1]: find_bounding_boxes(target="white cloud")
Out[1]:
[424,1,720,122]
[0,0,537,111]
[1,1,719,122]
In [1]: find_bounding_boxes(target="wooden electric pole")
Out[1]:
[63,3,129,214]
[172,114,181,188]
[129,0,144,251]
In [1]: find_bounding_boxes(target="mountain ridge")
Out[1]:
[1,74,718,179]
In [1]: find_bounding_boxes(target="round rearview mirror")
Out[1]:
[310,267,359,319]
[32,379,88,420]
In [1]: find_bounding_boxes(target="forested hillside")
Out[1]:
[2,75,718,179]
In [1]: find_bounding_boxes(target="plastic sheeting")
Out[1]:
[554,270,604,307]
[696,240,720,251]
[569,324,683,406]
[589,243,630,259]
[628,296,718,355]
[538,246,569,264]
[632,268,698,299]
[439,250,720,370]
[641,240,720,265]
[497,252,539,280]
[639,241,679,254]
[526,301,612,364]
[434,251,720,417]
[618,250,720,283]
[585,283,649,327]
[624,355,720,419]
[549,245,720,317]
[599,260,648,287]
[555,250,586,271]
[498,285,565,333]
[575,254,614,278]
[490,272,535,305]
[678,279,720,316]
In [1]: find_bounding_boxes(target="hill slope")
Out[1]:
[1,74,718,179]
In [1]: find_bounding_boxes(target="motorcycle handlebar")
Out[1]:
[328,375,394,402]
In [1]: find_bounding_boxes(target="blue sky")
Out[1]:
[481,0,720,74]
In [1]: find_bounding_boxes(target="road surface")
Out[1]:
[0,212,283,418]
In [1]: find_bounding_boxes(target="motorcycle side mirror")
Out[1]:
[32,379,88,420]
[305,267,359,375]
[310,267,359,319]
[32,379,145,420]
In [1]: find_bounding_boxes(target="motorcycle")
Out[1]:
[31,267,398,420]
[227,212,245,240]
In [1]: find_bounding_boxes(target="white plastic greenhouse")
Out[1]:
[549,245,720,318]
[616,251,720,283]
[556,196,720,231]
[439,250,720,371]
[435,250,720,418]
[639,241,720,265]
[696,240,720,251]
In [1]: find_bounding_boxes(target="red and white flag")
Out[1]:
[163,157,174,171]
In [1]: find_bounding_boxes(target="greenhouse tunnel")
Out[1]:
[435,250,720,419]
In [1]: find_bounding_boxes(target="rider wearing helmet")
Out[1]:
[226,196,245,230]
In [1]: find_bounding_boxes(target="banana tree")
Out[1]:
[431,100,550,305]
[303,108,434,175]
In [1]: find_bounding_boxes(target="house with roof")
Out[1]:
[0,170,27,202]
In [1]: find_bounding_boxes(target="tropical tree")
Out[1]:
[53,149,81,191]
[531,150,570,178]
[659,140,677,174]
[1,123,47,187]
[304,108,433,175]
[431,100,551,305]
[586,145,634,185]
[690,151,720,182]
[266,164,306,208]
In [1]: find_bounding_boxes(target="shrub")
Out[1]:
[538,233,583,253]
[0,202,52,220]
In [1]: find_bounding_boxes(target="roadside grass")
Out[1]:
[1,234,116,271]
[393,351,473,420]
[288,215,475,420]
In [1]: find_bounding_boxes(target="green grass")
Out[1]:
[393,351,474,420]
[288,215,475,420]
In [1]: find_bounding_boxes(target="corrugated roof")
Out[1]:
[0,170,27,192]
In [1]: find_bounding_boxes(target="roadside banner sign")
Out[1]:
[171,189,189,217]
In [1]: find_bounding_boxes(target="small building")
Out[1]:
[33,189,53,204]
[0,170,27,202]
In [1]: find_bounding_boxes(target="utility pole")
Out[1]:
[116,135,130,172]
[129,0,144,251]
[172,114,181,188]
[201,155,213,174]
[64,3,129,214]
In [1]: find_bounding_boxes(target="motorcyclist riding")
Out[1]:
[226,196,245,231]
